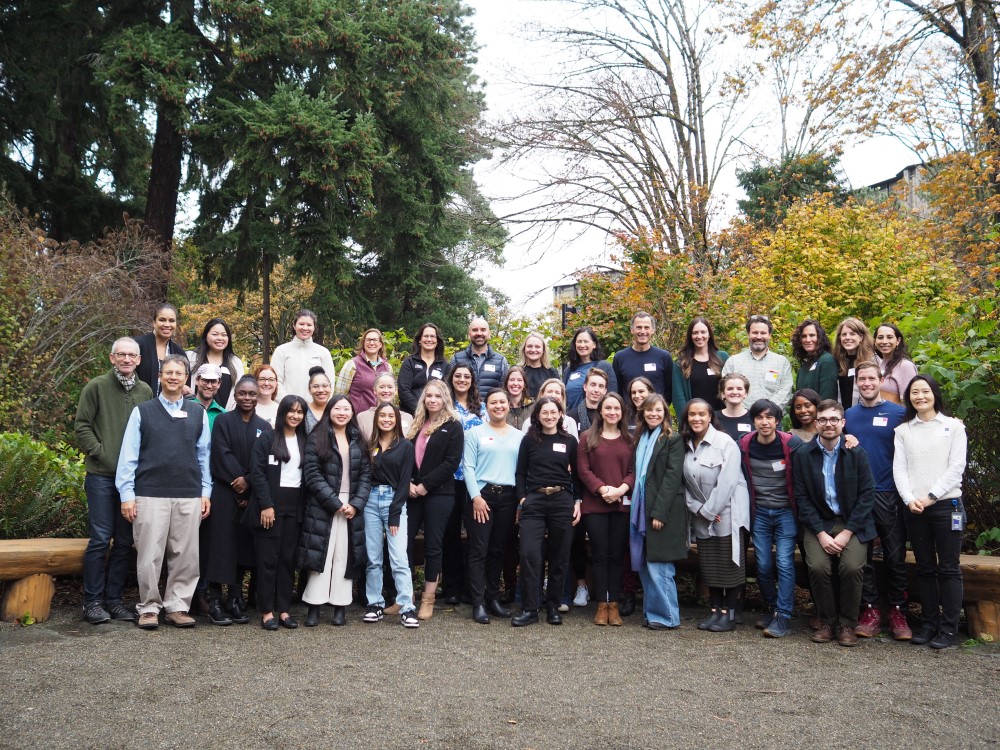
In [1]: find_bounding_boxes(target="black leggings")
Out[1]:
[407,492,454,583]
[582,512,628,602]
[254,515,301,614]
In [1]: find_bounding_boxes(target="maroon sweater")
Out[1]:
[577,431,635,515]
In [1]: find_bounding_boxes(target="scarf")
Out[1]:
[629,426,661,570]
[114,368,138,392]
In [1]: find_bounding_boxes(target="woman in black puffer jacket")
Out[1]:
[298,394,371,626]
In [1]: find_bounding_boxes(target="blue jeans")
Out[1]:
[638,561,679,627]
[752,507,797,617]
[83,473,134,607]
[364,485,414,612]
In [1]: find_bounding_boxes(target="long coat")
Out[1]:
[643,433,690,563]
[296,424,371,577]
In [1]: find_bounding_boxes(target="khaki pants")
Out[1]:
[133,496,202,615]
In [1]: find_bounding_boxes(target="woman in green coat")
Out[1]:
[792,319,838,402]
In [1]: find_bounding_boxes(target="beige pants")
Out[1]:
[302,511,353,606]
[133,495,202,615]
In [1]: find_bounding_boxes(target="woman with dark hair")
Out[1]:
[681,398,749,632]
[792,319,838,401]
[134,302,185,396]
[716,373,754,441]
[502,366,534,429]
[336,328,393,415]
[247,395,309,630]
[833,317,876,408]
[893,375,967,649]
[406,380,464,620]
[398,322,447,415]
[625,376,654,434]
[187,317,245,409]
[524,378,580,438]
[789,388,822,442]
[672,317,728,415]
[577,393,633,625]
[364,401,418,627]
[298,395,371,627]
[512,396,580,627]
[254,364,280,427]
[304,366,333,432]
[517,332,559,399]
[271,309,336,400]
[875,323,918,404]
[449,363,484,426]
[563,326,617,411]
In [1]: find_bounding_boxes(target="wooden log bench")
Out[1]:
[0,539,87,622]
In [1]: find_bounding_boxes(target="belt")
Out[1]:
[534,486,564,496]
[483,483,515,494]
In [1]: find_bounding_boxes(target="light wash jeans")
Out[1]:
[639,561,680,627]
[364,485,414,612]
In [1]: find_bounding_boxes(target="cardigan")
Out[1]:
[132,333,185,396]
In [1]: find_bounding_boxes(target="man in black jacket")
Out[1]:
[793,399,876,647]
[449,317,509,395]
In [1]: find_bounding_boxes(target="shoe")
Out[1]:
[418,590,436,620]
[137,612,159,629]
[709,609,735,632]
[646,621,674,631]
[488,599,511,618]
[607,602,623,627]
[108,603,137,622]
[261,616,279,631]
[84,602,111,625]
[808,615,822,631]
[400,610,419,628]
[191,592,211,616]
[573,585,590,607]
[546,606,563,625]
[911,623,936,645]
[698,609,721,630]
[764,615,791,638]
[226,597,250,625]
[619,592,636,617]
[164,611,196,628]
[472,604,490,624]
[811,623,834,643]
[756,612,775,630]
[557,602,569,613]
[383,602,402,616]
[854,604,881,638]
[331,606,346,626]
[304,605,321,627]
[511,610,539,627]
[594,602,609,626]
[207,601,234,626]
[444,593,460,606]
[929,631,957,649]
[838,625,859,647]
[363,605,384,623]
[888,606,912,640]
[279,615,298,629]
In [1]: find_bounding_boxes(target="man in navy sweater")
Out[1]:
[612,311,674,405]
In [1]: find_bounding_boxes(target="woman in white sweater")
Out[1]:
[893,375,967,650]
[271,309,336,399]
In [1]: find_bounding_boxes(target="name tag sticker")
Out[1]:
[174,411,188,419]
[485,436,495,443]
[569,372,582,380]
[738,423,752,432]
[705,368,715,376]
[771,460,786,472]
[873,417,889,427]
[553,443,567,453]
[644,363,657,372]
[848,368,856,377]
[430,369,442,378]
[484,364,496,372]
[810,362,818,371]
[765,370,779,382]
[623,496,631,506]
[269,455,280,465]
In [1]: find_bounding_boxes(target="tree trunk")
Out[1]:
[143,100,183,299]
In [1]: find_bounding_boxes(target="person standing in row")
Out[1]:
[356,373,412,442]
[187,318,244,409]
[624,376,653,435]
[575,367,609,433]
[833,317,876,409]
[271,309,336,400]
[247,395,308,630]
[116,354,212,629]
[190,364,227,431]
[612,312,673,404]
[299,396,371,627]
[76,337,153,624]
[527,379,580,438]
[398,322,447,415]
[304,366,333,432]
[518,333,559,399]
[450,316,508,395]
[563,326,616,411]
[337,328,393,415]
[134,303,185,396]
[875,322,918,404]
[254,364,280,427]
[792,319,838,401]
[789,388,822,442]
[672,317,728,415]
[893,375,968,649]
[462,389,524,624]
[502,366,533,429]
[716,374,754,441]
[721,315,793,409]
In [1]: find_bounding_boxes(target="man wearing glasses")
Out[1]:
[721,315,793,409]
[75,337,153,624]
[793,399,876,647]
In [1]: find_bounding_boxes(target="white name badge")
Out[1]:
[484,364,496,372]
[553,443,567,453]
[771,460,786,472]
[848,368,856,377]
[705,368,715,375]
[485,436,495,443]
[644,363,657,372]
[569,372,582,380]
[174,411,188,419]
[623,497,632,506]
[873,417,889,427]
[738,423,752,432]
[810,362,818,371]
[256,429,263,438]
[765,370,779,382]
[269,455,280,465]
[430,369,443,378]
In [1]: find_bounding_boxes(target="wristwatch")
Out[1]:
[927,492,938,502]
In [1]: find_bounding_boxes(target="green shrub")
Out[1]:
[0,432,88,539]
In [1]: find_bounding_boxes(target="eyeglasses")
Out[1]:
[257,377,277,383]
[113,353,139,360]
[815,417,843,425]
[364,337,382,344]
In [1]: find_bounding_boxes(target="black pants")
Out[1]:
[465,485,518,606]
[519,490,574,611]
[862,490,909,608]
[906,498,965,633]
[253,514,301,614]
[442,484,469,597]
[570,522,588,581]
[583,511,628,602]
[407,492,453,583]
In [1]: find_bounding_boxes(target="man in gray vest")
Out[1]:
[116,354,212,629]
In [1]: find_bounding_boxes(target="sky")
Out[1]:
[462,0,921,317]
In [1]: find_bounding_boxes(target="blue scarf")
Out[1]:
[630,426,661,570]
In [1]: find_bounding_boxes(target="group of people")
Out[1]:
[75,306,968,648]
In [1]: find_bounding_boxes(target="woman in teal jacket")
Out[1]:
[792,319,838,401]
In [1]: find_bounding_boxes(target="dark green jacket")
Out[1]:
[643,432,689,563]
[74,369,153,476]
[795,351,838,402]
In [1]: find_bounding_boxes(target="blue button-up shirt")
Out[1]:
[115,394,213,502]
[819,437,841,515]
